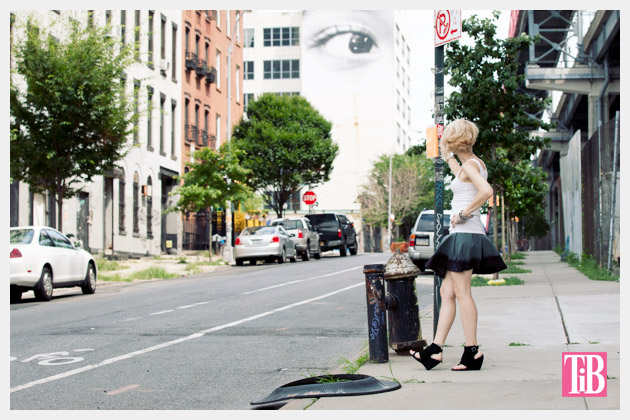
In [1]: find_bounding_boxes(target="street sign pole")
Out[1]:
[433,43,445,338]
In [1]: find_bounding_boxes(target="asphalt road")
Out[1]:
[10,252,435,410]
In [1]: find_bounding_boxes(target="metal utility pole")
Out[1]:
[224,10,248,263]
[431,9,461,337]
[433,43,445,337]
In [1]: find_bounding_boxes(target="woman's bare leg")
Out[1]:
[449,268,483,369]
[411,272,456,363]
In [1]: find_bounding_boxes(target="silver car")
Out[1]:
[234,225,298,266]
[10,226,98,302]
[271,218,321,260]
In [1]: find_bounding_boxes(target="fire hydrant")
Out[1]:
[384,250,426,354]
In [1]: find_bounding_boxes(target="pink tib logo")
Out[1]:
[562,352,607,397]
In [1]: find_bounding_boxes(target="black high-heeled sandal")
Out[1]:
[410,343,443,370]
[452,345,484,371]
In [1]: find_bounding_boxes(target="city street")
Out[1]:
[10,253,435,410]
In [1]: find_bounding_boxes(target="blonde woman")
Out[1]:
[410,119,507,371]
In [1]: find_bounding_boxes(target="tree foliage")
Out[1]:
[444,11,551,239]
[10,16,137,231]
[169,144,251,214]
[231,93,338,218]
[358,151,447,241]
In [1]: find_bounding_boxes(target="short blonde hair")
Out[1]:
[441,119,479,154]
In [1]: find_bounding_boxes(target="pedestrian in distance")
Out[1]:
[410,118,507,371]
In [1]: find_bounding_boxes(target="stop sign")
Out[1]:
[302,191,317,206]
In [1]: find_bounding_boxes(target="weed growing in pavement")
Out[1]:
[589,340,601,344]
[153,255,162,260]
[185,263,202,275]
[129,267,177,280]
[98,273,130,282]
[338,351,369,374]
[177,256,187,264]
[471,275,524,287]
[94,257,129,272]
[502,262,531,274]
[509,342,530,346]
[377,361,400,384]
[554,248,619,281]
[402,377,426,384]
[510,252,526,260]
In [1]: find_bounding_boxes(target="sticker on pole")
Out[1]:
[302,191,317,206]
[435,10,462,47]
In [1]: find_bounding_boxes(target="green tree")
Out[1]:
[358,151,445,244]
[10,15,137,231]
[444,11,552,246]
[231,93,338,218]
[169,144,251,261]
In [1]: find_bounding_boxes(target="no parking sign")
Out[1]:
[435,10,462,47]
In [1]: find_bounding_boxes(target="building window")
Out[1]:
[119,171,126,234]
[204,108,210,147]
[244,61,254,80]
[148,11,154,68]
[263,27,299,47]
[120,10,126,45]
[106,10,112,24]
[146,176,153,238]
[244,93,254,113]
[172,23,178,81]
[147,87,154,150]
[235,12,240,42]
[216,50,221,89]
[184,98,190,141]
[134,10,140,61]
[160,93,166,155]
[171,100,177,158]
[87,10,94,28]
[160,14,166,61]
[235,66,240,100]
[263,59,299,79]
[133,172,140,234]
[133,80,140,144]
[244,28,254,47]
[226,11,231,37]
[216,114,221,145]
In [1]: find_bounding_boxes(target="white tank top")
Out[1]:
[449,158,487,234]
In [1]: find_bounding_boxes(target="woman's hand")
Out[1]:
[451,213,461,228]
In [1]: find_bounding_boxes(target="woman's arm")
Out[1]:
[444,154,461,177]
[451,161,494,226]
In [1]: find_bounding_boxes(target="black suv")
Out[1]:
[305,213,358,256]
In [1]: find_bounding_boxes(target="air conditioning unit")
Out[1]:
[142,185,152,197]
[159,60,170,72]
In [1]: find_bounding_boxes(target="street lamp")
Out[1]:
[223,9,250,263]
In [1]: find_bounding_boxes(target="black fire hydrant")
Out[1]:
[384,250,426,354]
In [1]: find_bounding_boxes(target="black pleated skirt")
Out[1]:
[425,233,507,278]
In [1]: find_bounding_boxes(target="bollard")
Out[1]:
[384,251,427,354]
[363,264,388,363]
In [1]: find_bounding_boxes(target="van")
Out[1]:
[408,210,452,272]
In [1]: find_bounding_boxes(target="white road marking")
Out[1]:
[176,301,210,309]
[242,265,363,295]
[10,282,363,393]
[149,310,175,316]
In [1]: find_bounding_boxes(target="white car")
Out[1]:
[234,225,298,266]
[408,210,453,272]
[10,226,98,302]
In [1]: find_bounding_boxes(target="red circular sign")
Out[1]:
[436,10,451,40]
[302,191,317,206]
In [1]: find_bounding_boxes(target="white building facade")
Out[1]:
[10,9,183,257]
[243,10,414,218]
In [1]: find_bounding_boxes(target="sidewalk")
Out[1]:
[282,250,620,410]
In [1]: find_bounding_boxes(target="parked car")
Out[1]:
[305,213,358,256]
[10,226,98,303]
[408,210,452,272]
[271,218,322,260]
[234,225,298,266]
